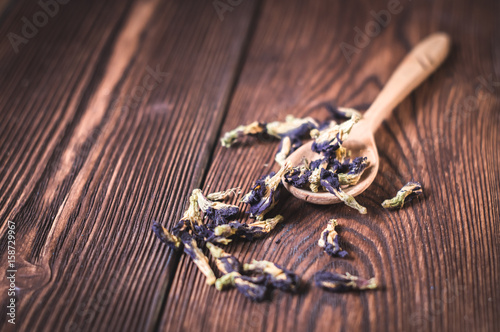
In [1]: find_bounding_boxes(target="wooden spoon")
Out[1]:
[283,32,451,204]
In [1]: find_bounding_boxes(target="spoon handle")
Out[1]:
[363,32,451,133]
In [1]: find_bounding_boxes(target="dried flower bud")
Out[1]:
[312,115,360,157]
[220,121,267,147]
[266,115,319,138]
[151,221,182,250]
[206,187,240,201]
[206,243,241,274]
[320,168,367,214]
[284,165,312,188]
[181,191,204,228]
[194,189,239,225]
[179,232,216,285]
[318,219,348,257]
[242,163,292,220]
[338,157,369,185]
[208,245,268,301]
[221,116,318,148]
[213,215,284,241]
[382,181,423,209]
[243,259,300,292]
[314,271,377,292]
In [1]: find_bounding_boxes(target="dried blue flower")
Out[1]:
[212,215,284,241]
[241,163,292,220]
[207,243,268,301]
[338,157,369,186]
[220,115,318,148]
[180,233,216,285]
[243,260,300,293]
[310,115,360,157]
[266,115,319,138]
[220,121,267,147]
[320,168,367,214]
[194,189,239,225]
[382,181,423,209]
[151,221,182,250]
[206,242,241,274]
[156,191,217,285]
[317,219,348,257]
[284,163,312,188]
[314,271,377,292]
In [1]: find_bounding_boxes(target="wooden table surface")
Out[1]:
[0,0,499,331]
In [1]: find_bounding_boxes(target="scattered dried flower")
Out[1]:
[207,243,268,301]
[241,163,292,220]
[317,219,348,257]
[338,157,369,186]
[194,189,239,225]
[314,271,377,292]
[220,115,318,148]
[320,168,367,214]
[220,121,267,148]
[382,181,423,209]
[151,221,182,250]
[213,215,284,241]
[243,259,300,292]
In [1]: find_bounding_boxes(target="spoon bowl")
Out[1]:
[282,32,451,204]
[283,122,379,204]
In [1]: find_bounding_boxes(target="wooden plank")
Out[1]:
[0,0,257,331]
[161,0,500,331]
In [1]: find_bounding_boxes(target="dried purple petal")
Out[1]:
[151,221,182,250]
[320,169,367,214]
[265,115,318,138]
[284,165,312,188]
[194,189,239,225]
[338,157,369,185]
[243,260,300,293]
[317,219,347,257]
[213,215,284,241]
[220,121,267,147]
[314,271,377,292]
[206,242,241,274]
[178,232,216,285]
[208,245,268,301]
[382,181,423,209]
[310,115,360,158]
[233,274,269,302]
[241,163,292,220]
[221,116,318,148]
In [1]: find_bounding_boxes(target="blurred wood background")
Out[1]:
[0,0,499,331]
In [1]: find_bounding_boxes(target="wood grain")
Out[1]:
[0,0,257,331]
[0,0,499,331]
[161,0,500,331]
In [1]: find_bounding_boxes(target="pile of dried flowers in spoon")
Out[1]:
[152,106,423,301]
